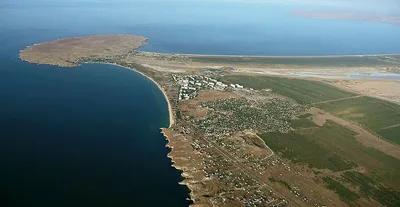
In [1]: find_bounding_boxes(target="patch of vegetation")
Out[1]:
[191,55,400,68]
[298,113,312,118]
[269,177,291,190]
[291,118,317,128]
[175,109,181,121]
[305,121,400,188]
[260,131,356,171]
[222,75,355,104]
[262,120,400,188]
[317,96,400,144]
[242,134,266,149]
[377,126,400,144]
[322,177,359,204]
[342,171,400,207]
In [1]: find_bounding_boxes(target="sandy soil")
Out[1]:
[329,79,400,104]
[131,52,400,105]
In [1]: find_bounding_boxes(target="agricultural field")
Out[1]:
[322,177,360,205]
[259,130,356,172]
[290,117,317,128]
[317,96,400,144]
[378,126,400,144]
[341,171,400,207]
[190,54,400,68]
[260,118,400,206]
[222,75,356,104]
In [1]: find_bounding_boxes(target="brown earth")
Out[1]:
[161,128,210,207]
[19,34,147,67]
[329,79,400,105]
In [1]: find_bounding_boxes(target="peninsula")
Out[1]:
[20,35,400,207]
[19,34,147,67]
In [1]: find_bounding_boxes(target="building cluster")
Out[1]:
[172,75,244,100]
[197,98,302,137]
[194,137,288,206]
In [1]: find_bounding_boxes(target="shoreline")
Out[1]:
[83,62,194,202]
[113,63,196,204]
[18,52,193,203]
[138,50,400,58]
[161,129,196,204]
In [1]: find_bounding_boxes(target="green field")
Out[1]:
[261,119,400,206]
[298,113,312,119]
[378,126,400,144]
[259,129,356,172]
[290,118,317,128]
[227,75,400,143]
[342,171,400,207]
[322,177,359,205]
[191,55,400,68]
[317,96,400,144]
[261,120,400,187]
[308,121,400,187]
[223,75,356,104]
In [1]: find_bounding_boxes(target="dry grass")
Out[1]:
[19,34,147,67]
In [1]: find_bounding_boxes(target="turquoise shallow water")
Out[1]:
[0,0,399,206]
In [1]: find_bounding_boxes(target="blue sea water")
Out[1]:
[2,0,400,56]
[0,63,191,207]
[1,0,400,206]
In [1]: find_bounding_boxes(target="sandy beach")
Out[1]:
[92,62,194,201]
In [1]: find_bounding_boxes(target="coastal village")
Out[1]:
[165,71,315,206]
[19,35,400,207]
[170,83,311,206]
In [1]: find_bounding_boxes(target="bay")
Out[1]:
[0,0,399,206]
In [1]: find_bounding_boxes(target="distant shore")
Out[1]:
[149,51,400,58]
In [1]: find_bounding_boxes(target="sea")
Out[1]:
[0,0,399,206]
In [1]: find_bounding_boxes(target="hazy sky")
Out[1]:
[2,0,399,16]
